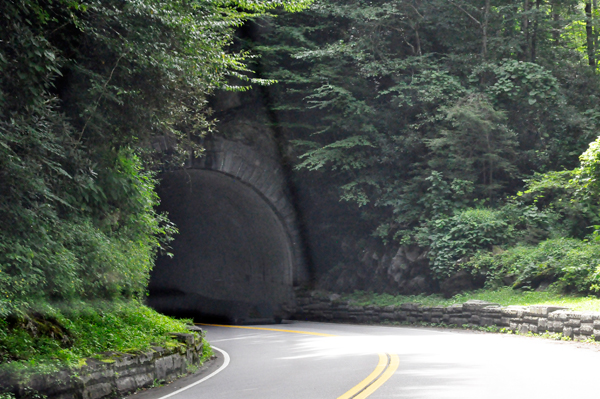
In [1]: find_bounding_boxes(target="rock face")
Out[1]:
[316,242,437,295]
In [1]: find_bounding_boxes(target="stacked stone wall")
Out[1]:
[2,332,205,399]
[294,292,600,341]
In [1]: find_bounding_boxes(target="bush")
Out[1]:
[466,238,600,294]
[420,207,515,280]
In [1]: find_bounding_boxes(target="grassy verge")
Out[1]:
[339,286,600,312]
[0,300,205,381]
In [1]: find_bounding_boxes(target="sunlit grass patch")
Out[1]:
[0,300,200,378]
[341,287,600,312]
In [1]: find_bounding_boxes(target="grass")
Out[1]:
[0,299,202,380]
[339,286,600,312]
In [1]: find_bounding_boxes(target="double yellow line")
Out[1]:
[337,352,399,399]
[200,324,399,399]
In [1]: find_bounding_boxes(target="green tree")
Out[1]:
[0,0,310,313]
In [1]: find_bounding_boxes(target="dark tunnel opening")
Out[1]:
[147,169,295,324]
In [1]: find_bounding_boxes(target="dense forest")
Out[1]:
[0,0,307,382]
[5,0,600,385]
[257,0,600,296]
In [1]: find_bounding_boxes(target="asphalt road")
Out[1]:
[131,321,600,399]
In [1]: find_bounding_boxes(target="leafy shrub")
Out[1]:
[419,207,515,280]
[0,152,176,316]
[466,238,600,294]
[517,136,600,239]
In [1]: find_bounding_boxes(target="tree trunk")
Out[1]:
[552,2,560,45]
[482,0,490,60]
[415,25,422,56]
[523,0,531,60]
[586,2,596,68]
[531,0,542,62]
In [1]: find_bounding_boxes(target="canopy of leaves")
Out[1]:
[257,0,600,269]
[0,0,309,314]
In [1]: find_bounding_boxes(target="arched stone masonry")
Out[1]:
[148,137,308,323]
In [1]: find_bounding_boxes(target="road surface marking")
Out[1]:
[201,324,398,398]
[154,346,230,399]
[350,353,400,399]
[336,353,387,399]
[199,323,336,337]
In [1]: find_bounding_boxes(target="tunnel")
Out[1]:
[147,169,296,323]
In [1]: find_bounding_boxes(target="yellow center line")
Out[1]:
[336,353,387,399]
[199,324,398,399]
[198,323,337,337]
[351,354,400,399]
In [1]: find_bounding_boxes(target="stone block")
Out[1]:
[563,326,573,338]
[113,354,138,369]
[522,315,539,323]
[566,319,581,327]
[133,373,154,389]
[528,324,538,333]
[170,333,195,346]
[380,312,395,320]
[400,303,421,311]
[449,317,467,325]
[527,305,570,316]
[551,320,564,332]
[84,382,113,399]
[580,313,594,323]
[481,306,502,314]
[480,317,496,327]
[549,310,571,321]
[394,311,406,321]
[463,300,499,311]
[155,355,174,381]
[502,306,527,317]
[79,367,114,385]
[115,376,138,394]
[446,304,463,313]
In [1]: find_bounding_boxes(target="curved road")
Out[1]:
[133,321,600,399]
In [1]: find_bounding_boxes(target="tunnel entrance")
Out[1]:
[147,169,295,323]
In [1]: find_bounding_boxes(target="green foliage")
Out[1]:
[259,0,600,250]
[428,94,518,201]
[467,238,600,294]
[0,300,195,380]
[419,207,515,280]
[341,285,600,311]
[0,0,310,313]
[0,152,174,316]
[518,136,600,239]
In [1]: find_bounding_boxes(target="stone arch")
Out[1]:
[148,138,307,323]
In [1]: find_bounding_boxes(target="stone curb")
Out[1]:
[294,292,600,341]
[1,330,204,399]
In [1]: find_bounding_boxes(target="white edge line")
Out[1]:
[155,346,230,399]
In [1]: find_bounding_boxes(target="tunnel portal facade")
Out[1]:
[148,138,308,323]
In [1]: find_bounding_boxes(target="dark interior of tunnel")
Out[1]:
[147,169,295,324]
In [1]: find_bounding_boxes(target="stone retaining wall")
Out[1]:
[294,292,600,341]
[3,331,205,399]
